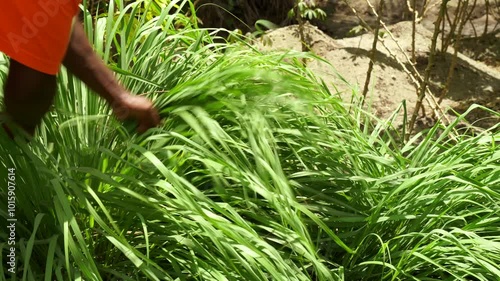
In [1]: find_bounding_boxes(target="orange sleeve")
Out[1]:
[0,0,81,75]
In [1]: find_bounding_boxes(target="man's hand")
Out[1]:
[63,18,161,134]
[112,94,161,133]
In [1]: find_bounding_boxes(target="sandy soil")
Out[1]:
[256,0,499,131]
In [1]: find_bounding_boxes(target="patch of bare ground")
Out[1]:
[251,0,498,133]
[256,20,499,131]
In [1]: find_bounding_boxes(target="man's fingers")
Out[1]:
[152,109,161,126]
[136,111,160,134]
[112,94,160,134]
[137,123,149,134]
[137,119,154,134]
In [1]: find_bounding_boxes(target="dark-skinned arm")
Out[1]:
[62,18,160,133]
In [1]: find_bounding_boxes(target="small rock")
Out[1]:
[483,85,494,94]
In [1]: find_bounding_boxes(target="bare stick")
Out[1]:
[469,0,479,38]
[423,0,442,18]
[364,0,449,121]
[484,0,490,36]
[408,0,448,138]
[346,0,453,136]
[437,0,470,105]
[444,0,463,53]
[342,0,373,30]
[361,0,384,107]
[405,0,424,119]
[411,0,417,64]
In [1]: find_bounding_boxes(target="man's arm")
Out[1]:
[62,18,160,133]
[3,17,159,137]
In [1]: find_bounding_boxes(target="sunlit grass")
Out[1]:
[0,0,499,280]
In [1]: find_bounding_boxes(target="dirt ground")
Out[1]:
[257,0,499,131]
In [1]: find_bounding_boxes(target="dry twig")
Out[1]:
[408,0,449,138]
[361,0,384,107]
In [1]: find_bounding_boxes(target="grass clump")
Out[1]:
[1,0,499,280]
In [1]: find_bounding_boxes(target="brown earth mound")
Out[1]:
[194,0,499,130]
[256,21,499,130]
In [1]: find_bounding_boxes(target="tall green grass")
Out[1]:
[1,0,499,280]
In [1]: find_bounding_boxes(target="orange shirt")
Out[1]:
[0,0,81,75]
